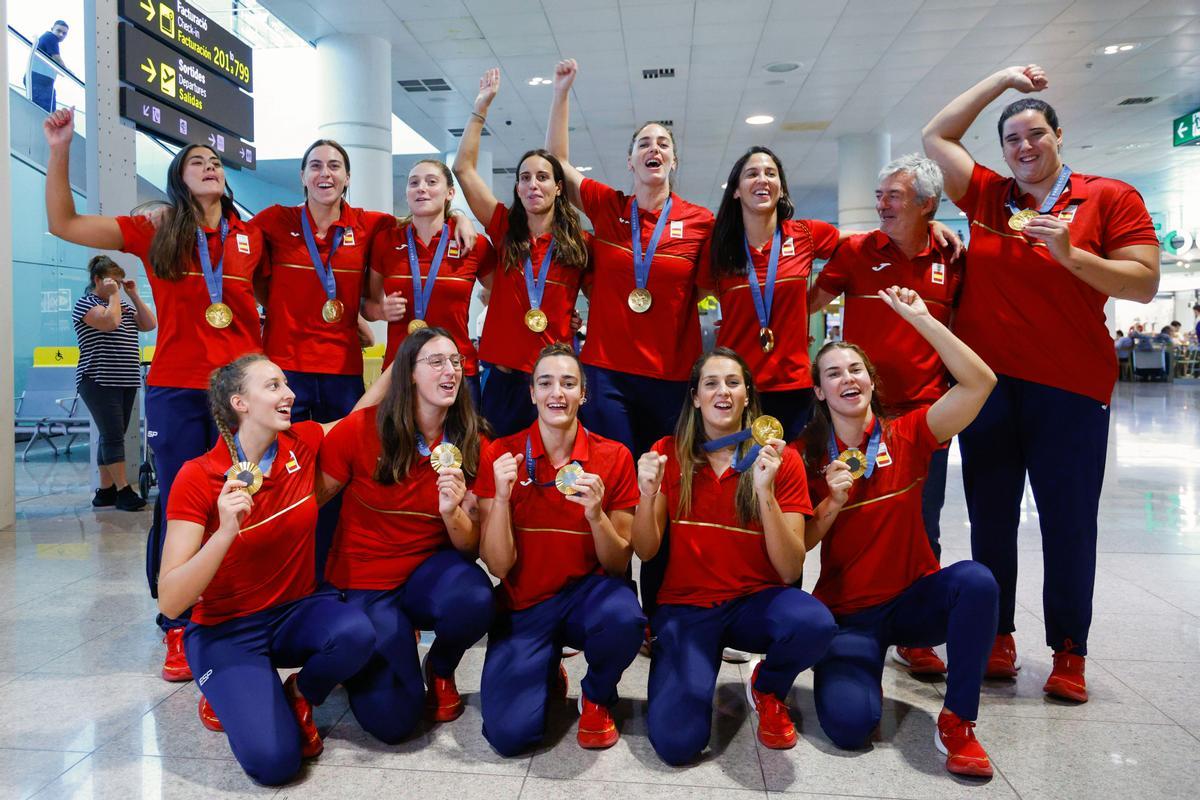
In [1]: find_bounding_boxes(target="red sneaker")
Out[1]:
[284,673,323,758]
[984,633,1020,679]
[1043,651,1088,703]
[423,654,464,722]
[198,695,224,732]
[161,628,192,682]
[639,624,653,658]
[935,708,993,777]
[550,662,569,703]
[892,646,947,675]
[576,695,619,749]
[746,659,797,749]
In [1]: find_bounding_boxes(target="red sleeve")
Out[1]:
[955,162,1004,221]
[579,178,621,222]
[891,407,939,461]
[809,219,841,260]
[695,235,715,291]
[318,416,357,483]
[166,460,216,525]
[364,211,395,241]
[484,202,508,242]
[293,420,325,452]
[467,433,493,489]
[368,224,394,277]
[603,446,640,511]
[246,204,279,234]
[115,215,156,260]
[475,236,498,280]
[774,448,813,516]
[473,439,503,499]
[815,238,855,296]
[1101,183,1159,252]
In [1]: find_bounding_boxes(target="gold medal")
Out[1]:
[407,318,428,335]
[751,415,784,446]
[205,302,233,329]
[1008,209,1039,232]
[226,461,264,495]
[837,448,867,479]
[759,327,776,354]
[627,287,653,313]
[524,308,549,333]
[430,443,463,472]
[555,462,585,495]
[321,298,344,323]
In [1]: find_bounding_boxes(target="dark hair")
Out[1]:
[208,353,273,460]
[149,145,238,281]
[53,20,68,28]
[997,98,1060,143]
[711,146,797,279]
[87,255,124,285]
[799,342,889,470]
[529,342,586,394]
[502,149,589,273]
[1116,330,1125,337]
[672,348,762,525]
[1171,320,1182,327]
[373,327,487,485]
[300,139,351,199]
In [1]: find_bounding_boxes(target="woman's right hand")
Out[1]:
[637,452,667,499]
[381,290,407,322]
[43,107,75,147]
[475,68,500,114]
[553,58,578,94]
[492,452,525,502]
[824,460,854,507]
[1003,64,1047,93]
[96,277,120,299]
[216,479,254,534]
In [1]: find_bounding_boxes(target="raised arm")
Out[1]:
[545,59,585,207]
[43,109,125,249]
[478,452,522,579]
[922,65,1047,202]
[631,452,669,560]
[878,287,996,443]
[452,69,503,225]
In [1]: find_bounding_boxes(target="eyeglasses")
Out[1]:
[416,354,464,371]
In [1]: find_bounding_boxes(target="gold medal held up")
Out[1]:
[407,319,428,335]
[555,462,585,495]
[524,308,549,333]
[226,461,264,495]
[627,287,653,313]
[837,448,867,480]
[1007,209,1038,232]
[322,299,344,323]
[751,415,784,446]
[430,443,463,472]
[205,302,233,329]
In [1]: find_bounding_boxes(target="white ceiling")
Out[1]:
[255,0,1200,235]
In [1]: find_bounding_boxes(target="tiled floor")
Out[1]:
[2,380,1198,799]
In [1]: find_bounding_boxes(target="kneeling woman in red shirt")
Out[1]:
[157,354,389,785]
[319,327,495,742]
[475,343,645,755]
[800,288,999,777]
[632,348,836,765]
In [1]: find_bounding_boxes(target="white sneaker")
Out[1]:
[722,647,752,663]
[562,645,581,658]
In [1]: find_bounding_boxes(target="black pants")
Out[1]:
[76,376,138,466]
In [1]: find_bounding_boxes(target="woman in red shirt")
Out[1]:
[798,287,998,777]
[475,344,645,755]
[452,68,590,436]
[319,327,494,742]
[632,348,836,764]
[367,161,496,409]
[43,108,265,682]
[157,353,388,784]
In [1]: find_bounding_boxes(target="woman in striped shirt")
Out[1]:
[72,255,156,510]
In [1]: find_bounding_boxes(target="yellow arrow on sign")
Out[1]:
[139,0,155,22]
[140,58,156,83]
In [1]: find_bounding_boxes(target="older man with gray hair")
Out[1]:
[808,153,964,676]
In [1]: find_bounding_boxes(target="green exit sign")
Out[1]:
[1174,109,1200,147]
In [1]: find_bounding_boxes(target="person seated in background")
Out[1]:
[1114,331,1134,379]
[1153,326,1173,345]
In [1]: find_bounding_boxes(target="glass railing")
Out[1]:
[8,25,88,136]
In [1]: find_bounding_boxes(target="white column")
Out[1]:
[1,0,15,527]
[837,133,891,231]
[86,0,142,488]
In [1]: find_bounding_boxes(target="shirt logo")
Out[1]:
[285,451,300,474]
[874,441,893,468]
[289,231,301,237]
[343,229,356,246]
[447,241,461,259]
[781,237,795,257]
[670,220,684,238]
[871,262,891,272]
[931,262,946,286]
[197,669,212,686]
[236,233,251,254]
[1058,208,1076,222]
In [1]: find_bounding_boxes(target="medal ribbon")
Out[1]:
[742,227,781,333]
[524,430,585,487]
[415,433,452,459]
[300,206,345,304]
[523,241,556,313]
[195,217,230,306]
[827,418,883,479]
[702,428,761,473]
[1005,164,1072,218]
[631,196,674,291]
[234,434,279,475]
[406,223,451,324]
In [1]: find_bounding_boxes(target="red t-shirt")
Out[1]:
[653,436,812,607]
[709,219,840,391]
[253,203,392,375]
[474,422,639,611]
[577,179,714,381]
[477,203,588,372]
[369,219,497,373]
[798,409,940,616]
[166,421,324,626]
[117,214,264,390]
[952,163,1157,404]
[320,406,485,590]
[816,228,962,411]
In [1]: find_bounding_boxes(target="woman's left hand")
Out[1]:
[1021,215,1072,264]
[122,279,139,296]
[929,220,964,260]
[878,286,930,321]
[451,210,478,251]
[752,439,785,494]
[565,471,605,521]
[437,467,468,516]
